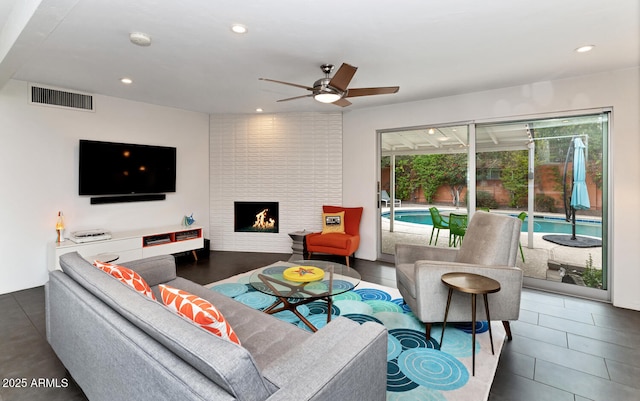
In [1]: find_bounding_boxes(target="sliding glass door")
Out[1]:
[475,113,609,298]
[378,124,469,262]
[378,111,609,300]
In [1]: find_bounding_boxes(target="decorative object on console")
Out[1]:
[55,211,65,243]
[70,229,112,243]
[183,213,195,226]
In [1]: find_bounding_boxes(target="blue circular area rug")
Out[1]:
[210,282,248,298]
[398,348,469,390]
[233,292,276,310]
[354,288,392,301]
[210,273,501,400]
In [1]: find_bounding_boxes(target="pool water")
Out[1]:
[382,210,602,238]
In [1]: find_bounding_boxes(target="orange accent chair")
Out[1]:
[305,205,363,267]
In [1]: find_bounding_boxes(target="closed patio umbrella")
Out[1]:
[543,136,601,247]
[570,137,590,211]
[568,137,589,239]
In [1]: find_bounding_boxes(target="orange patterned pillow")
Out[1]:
[94,261,156,300]
[159,285,241,345]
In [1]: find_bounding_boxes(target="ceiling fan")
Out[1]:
[259,63,399,107]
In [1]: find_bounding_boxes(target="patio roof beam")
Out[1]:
[395,134,419,150]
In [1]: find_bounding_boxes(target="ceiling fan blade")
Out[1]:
[332,98,352,107]
[328,63,358,92]
[277,94,314,102]
[259,78,314,91]
[345,87,400,98]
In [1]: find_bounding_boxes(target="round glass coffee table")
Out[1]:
[248,260,361,332]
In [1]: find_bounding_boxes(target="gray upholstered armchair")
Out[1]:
[395,211,523,341]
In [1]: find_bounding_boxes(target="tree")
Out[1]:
[498,150,529,208]
[389,153,468,205]
[393,156,414,200]
[411,155,444,203]
[438,153,467,207]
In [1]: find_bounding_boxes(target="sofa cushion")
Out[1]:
[94,261,156,300]
[395,263,417,299]
[163,277,310,374]
[321,211,345,234]
[455,211,520,266]
[160,284,241,345]
[307,232,351,250]
[120,254,177,287]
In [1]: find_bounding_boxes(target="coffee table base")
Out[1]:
[262,295,333,332]
[258,273,333,332]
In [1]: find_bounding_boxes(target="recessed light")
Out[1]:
[256,108,263,112]
[575,45,595,53]
[120,78,133,84]
[231,24,248,34]
[129,32,152,47]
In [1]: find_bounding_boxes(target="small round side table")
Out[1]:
[440,272,501,376]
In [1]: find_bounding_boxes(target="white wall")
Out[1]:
[0,79,210,294]
[209,112,342,253]
[343,67,640,311]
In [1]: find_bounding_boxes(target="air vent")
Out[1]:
[30,85,94,111]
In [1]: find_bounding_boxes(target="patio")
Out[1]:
[381,206,602,286]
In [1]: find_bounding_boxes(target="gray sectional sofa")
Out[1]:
[45,252,387,401]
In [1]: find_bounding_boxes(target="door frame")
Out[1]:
[376,109,611,302]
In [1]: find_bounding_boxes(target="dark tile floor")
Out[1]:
[1,251,638,401]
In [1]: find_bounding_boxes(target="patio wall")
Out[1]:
[382,162,601,211]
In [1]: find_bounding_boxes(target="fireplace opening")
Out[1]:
[234,202,279,233]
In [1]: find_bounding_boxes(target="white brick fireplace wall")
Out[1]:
[209,112,343,253]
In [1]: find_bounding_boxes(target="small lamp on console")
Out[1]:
[56,211,65,243]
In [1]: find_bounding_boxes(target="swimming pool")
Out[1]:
[381,210,602,238]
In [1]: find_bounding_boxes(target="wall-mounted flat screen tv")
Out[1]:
[79,139,177,196]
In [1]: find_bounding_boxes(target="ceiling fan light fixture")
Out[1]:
[314,93,342,103]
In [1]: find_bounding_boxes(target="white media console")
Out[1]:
[49,225,204,271]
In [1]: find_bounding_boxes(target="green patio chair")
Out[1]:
[517,212,527,262]
[448,213,468,247]
[428,207,449,245]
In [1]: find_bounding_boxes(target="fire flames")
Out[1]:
[253,209,276,230]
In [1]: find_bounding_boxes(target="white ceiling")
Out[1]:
[1,0,638,115]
